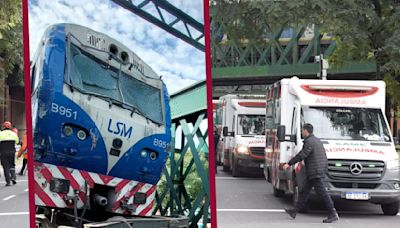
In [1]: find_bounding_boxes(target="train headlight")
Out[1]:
[63,125,73,137]
[50,178,70,194]
[134,192,147,204]
[150,151,158,160]
[140,150,147,158]
[77,130,87,140]
[112,138,123,149]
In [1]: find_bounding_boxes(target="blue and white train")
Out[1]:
[31,23,171,222]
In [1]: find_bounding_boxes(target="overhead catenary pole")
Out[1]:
[315,54,329,80]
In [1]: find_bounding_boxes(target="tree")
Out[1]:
[211,0,400,106]
[0,0,23,86]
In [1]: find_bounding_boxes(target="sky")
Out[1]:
[28,0,206,94]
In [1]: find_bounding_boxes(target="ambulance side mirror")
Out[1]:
[223,126,228,137]
[223,126,234,137]
[277,125,286,142]
[277,125,296,142]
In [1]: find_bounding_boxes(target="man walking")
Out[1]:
[17,133,28,175]
[282,123,339,223]
[0,121,19,186]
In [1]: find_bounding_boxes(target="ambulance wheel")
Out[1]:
[231,157,241,177]
[217,153,222,165]
[266,168,271,182]
[381,202,400,215]
[273,187,285,197]
[222,164,230,172]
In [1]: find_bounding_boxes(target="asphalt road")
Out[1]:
[215,166,400,228]
[0,162,30,228]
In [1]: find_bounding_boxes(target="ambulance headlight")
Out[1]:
[236,145,249,155]
[264,148,272,153]
[386,159,400,170]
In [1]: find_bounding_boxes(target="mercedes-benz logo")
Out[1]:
[350,162,363,175]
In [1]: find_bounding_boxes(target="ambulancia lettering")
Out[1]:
[316,98,366,105]
[107,119,133,139]
[335,142,367,147]
[325,147,384,155]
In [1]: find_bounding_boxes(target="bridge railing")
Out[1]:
[155,112,210,227]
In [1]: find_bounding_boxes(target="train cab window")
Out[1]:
[31,64,36,93]
[69,44,120,100]
[68,43,163,124]
[31,61,41,94]
[120,71,163,124]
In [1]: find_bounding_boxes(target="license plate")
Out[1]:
[260,164,264,168]
[345,192,369,200]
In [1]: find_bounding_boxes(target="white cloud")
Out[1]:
[28,0,205,94]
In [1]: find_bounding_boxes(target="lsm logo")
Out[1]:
[107,119,133,139]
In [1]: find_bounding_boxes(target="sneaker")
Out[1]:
[5,183,11,187]
[284,208,297,219]
[12,180,17,185]
[18,172,23,176]
[323,209,339,223]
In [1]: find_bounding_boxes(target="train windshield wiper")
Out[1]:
[88,92,160,125]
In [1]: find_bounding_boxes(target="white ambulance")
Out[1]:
[218,94,266,177]
[264,77,400,215]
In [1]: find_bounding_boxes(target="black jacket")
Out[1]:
[288,134,328,179]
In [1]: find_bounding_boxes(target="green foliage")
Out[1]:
[157,150,209,211]
[0,0,23,86]
[211,0,400,105]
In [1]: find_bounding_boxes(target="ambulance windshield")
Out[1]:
[238,115,265,135]
[301,106,391,142]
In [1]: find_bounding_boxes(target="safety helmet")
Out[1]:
[2,121,12,129]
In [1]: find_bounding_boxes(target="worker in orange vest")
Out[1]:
[17,133,28,175]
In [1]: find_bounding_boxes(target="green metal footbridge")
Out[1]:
[210,3,377,98]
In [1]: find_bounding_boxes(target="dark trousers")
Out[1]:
[19,158,28,174]
[295,177,335,213]
[1,153,16,184]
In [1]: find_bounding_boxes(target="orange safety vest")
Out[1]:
[17,134,28,159]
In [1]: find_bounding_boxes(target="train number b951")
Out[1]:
[51,102,78,120]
